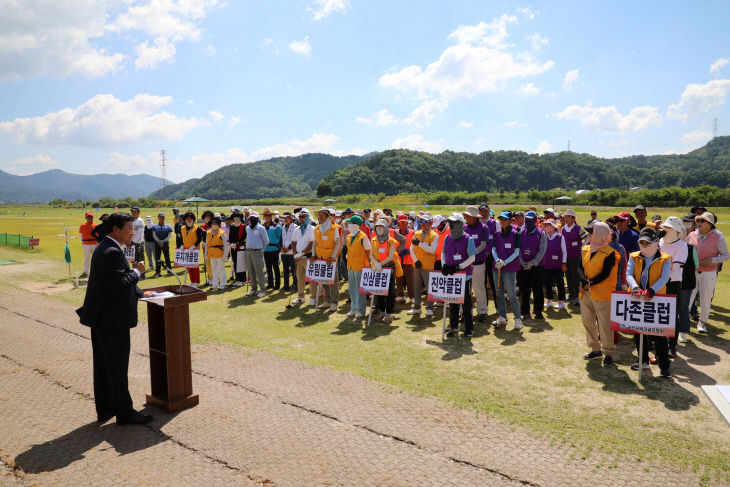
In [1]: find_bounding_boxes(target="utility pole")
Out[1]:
[567,140,571,152]
[160,150,168,189]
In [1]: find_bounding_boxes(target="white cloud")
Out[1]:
[535,140,553,154]
[0,0,220,80]
[289,36,311,57]
[228,116,241,130]
[562,69,579,91]
[307,0,349,20]
[516,6,537,20]
[518,82,540,96]
[457,121,473,128]
[109,151,160,172]
[250,132,338,160]
[204,44,216,56]
[504,120,527,128]
[555,102,663,133]
[526,33,548,51]
[391,135,442,153]
[355,109,398,126]
[709,57,729,74]
[667,79,730,121]
[135,36,176,69]
[3,154,60,176]
[209,110,224,123]
[378,13,553,126]
[680,129,713,144]
[0,93,202,146]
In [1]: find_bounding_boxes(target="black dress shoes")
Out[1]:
[116,410,153,425]
[97,410,115,424]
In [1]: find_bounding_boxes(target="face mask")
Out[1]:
[249,217,258,228]
[683,222,694,231]
[449,222,464,240]
[335,217,342,224]
[375,227,388,241]
[186,220,194,228]
[348,223,360,234]
[640,242,658,258]
[662,228,679,242]
[525,219,537,232]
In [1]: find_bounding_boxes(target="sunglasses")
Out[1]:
[695,219,707,224]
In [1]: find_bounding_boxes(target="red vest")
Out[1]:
[688,230,721,271]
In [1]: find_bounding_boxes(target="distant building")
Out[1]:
[575,189,591,195]
[630,186,642,192]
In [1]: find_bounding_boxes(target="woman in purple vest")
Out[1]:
[492,211,522,330]
[518,211,547,319]
[561,209,588,305]
[541,219,567,309]
[442,213,477,337]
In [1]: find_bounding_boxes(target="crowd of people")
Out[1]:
[80,203,728,378]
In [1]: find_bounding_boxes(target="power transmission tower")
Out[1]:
[160,150,168,189]
[713,117,719,138]
[567,140,571,152]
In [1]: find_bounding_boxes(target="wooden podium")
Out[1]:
[143,284,206,413]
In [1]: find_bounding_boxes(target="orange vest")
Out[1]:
[347,231,369,271]
[579,245,620,301]
[79,222,97,244]
[314,223,339,259]
[182,224,200,249]
[206,229,226,258]
[372,236,403,277]
[413,229,437,270]
[394,228,414,265]
[435,226,450,259]
[629,251,671,295]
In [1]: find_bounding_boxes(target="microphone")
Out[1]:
[159,260,184,295]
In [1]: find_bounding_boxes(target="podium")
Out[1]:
[143,284,206,413]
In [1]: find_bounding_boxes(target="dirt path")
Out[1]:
[0,289,701,486]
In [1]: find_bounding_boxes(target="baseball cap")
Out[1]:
[478,202,490,210]
[638,227,659,243]
[525,210,538,219]
[682,213,695,222]
[158,212,165,217]
[634,205,646,213]
[614,211,631,221]
[398,214,408,222]
[85,211,93,217]
[131,206,140,212]
[345,215,363,225]
[498,210,513,220]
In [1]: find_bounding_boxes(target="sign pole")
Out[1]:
[316,283,321,310]
[638,333,644,381]
[367,294,374,328]
[442,303,449,341]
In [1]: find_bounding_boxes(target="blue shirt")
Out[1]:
[264,223,282,252]
[626,253,671,294]
[152,223,173,242]
[245,224,269,250]
[618,228,639,254]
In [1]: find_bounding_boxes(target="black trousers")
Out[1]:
[154,242,171,272]
[565,257,580,300]
[666,281,681,349]
[133,242,144,263]
[91,326,133,418]
[543,268,566,301]
[281,253,297,288]
[264,250,280,287]
[634,333,670,373]
[449,279,473,334]
[518,266,544,316]
[484,254,498,303]
[230,249,246,282]
[375,269,396,314]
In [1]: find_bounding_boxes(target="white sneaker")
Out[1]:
[257,291,266,298]
[218,285,227,290]
[513,318,523,330]
[354,312,364,319]
[329,303,338,312]
[246,290,255,296]
[544,300,553,309]
[556,301,565,310]
[407,308,421,315]
[381,313,393,323]
[492,316,508,327]
[233,281,244,287]
[346,310,357,317]
[318,301,331,309]
[308,298,316,307]
[190,282,199,288]
[697,322,707,333]
[291,297,304,305]
[678,332,687,343]
[425,309,434,316]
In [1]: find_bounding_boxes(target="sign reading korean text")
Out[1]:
[305,259,335,285]
[28,238,40,247]
[427,271,467,304]
[174,248,200,268]
[609,291,676,337]
[123,245,135,262]
[359,268,392,296]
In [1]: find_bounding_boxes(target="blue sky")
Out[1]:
[1,0,729,182]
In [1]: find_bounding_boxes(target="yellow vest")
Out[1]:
[372,236,403,277]
[182,225,200,249]
[412,229,437,270]
[314,223,339,259]
[347,231,369,271]
[206,229,225,259]
[631,221,657,233]
[579,245,620,302]
[629,251,671,295]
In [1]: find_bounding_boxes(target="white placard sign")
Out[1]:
[359,267,392,296]
[123,245,135,262]
[174,248,200,268]
[305,259,336,285]
[427,271,467,304]
[609,291,676,337]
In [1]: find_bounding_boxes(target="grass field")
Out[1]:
[1,204,729,484]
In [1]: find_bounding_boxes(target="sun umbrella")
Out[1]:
[181,196,211,218]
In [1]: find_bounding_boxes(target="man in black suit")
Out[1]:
[77,212,154,425]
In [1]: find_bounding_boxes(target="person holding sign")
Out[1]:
[492,211,523,330]
[344,215,371,318]
[370,219,398,323]
[408,214,438,317]
[206,216,229,290]
[310,208,341,311]
[626,227,672,378]
[441,213,476,337]
[577,222,620,367]
[180,211,204,288]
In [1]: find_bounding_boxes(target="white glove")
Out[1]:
[294,252,303,259]
[495,259,506,269]
[458,261,467,270]
[372,262,383,273]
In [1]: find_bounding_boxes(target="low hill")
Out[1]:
[0,169,170,203]
[149,153,373,200]
[318,136,730,196]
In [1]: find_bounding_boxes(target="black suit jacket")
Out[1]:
[77,237,144,332]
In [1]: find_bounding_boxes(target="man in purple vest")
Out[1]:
[492,211,522,330]
[478,203,498,305]
[442,213,477,337]
[561,209,588,305]
[518,211,547,320]
[463,206,490,322]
